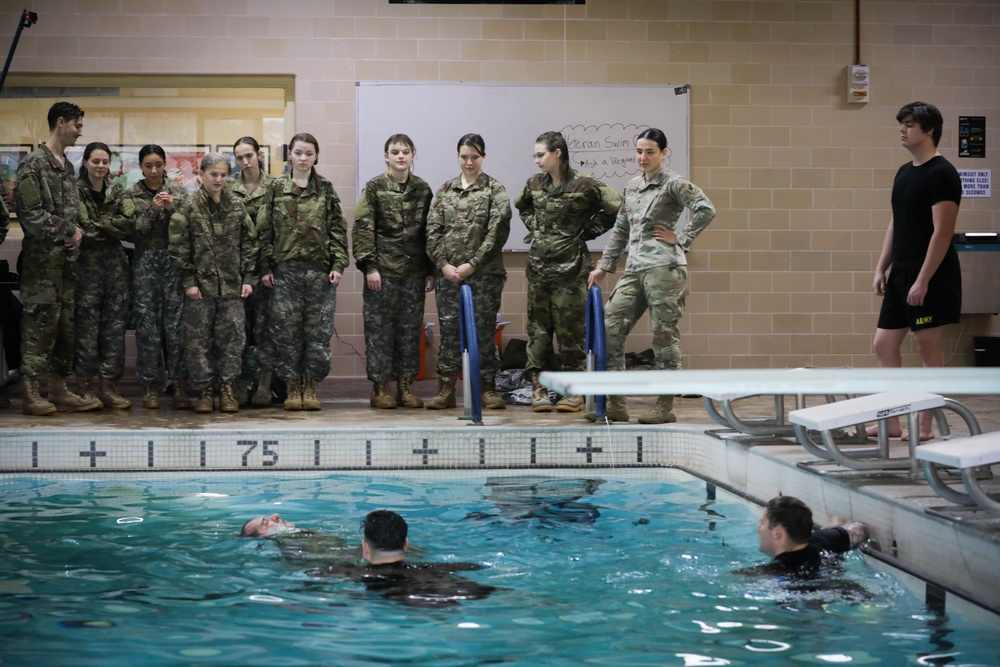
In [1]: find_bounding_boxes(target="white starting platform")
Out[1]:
[917,431,1000,519]
[788,391,980,474]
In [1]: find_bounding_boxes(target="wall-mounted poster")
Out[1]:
[215,144,272,178]
[63,144,210,193]
[958,116,985,158]
[0,144,32,208]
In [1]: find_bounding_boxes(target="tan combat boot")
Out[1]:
[251,371,273,407]
[219,382,239,413]
[638,395,677,424]
[531,376,552,413]
[395,377,423,409]
[555,395,585,412]
[96,377,132,410]
[142,383,160,409]
[370,381,397,409]
[585,395,629,423]
[481,375,506,410]
[284,377,303,411]
[21,376,56,416]
[194,386,214,413]
[48,375,102,412]
[77,376,102,407]
[425,375,456,410]
[172,379,192,410]
[302,376,321,411]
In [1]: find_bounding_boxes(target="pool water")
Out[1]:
[0,470,997,667]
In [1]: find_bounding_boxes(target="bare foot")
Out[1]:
[901,431,935,442]
[865,424,902,438]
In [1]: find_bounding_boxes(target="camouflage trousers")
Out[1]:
[180,295,246,391]
[434,273,504,377]
[19,241,76,378]
[238,281,274,389]
[363,276,425,382]
[603,265,688,372]
[269,261,336,382]
[132,248,185,385]
[74,244,130,379]
[524,274,587,375]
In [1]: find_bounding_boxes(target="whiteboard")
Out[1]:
[355,82,690,251]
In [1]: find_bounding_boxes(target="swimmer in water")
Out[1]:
[465,477,604,526]
[313,509,500,608]
[240,513,296,537]
[735,495,871,578]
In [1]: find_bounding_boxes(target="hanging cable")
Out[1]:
[0,9,38,94]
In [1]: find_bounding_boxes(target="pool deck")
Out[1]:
[1,376,999,610]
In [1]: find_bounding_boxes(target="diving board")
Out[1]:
[538,368,1000,397]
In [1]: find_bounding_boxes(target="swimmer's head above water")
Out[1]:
[240,513,296,537]
[361,509,408,564]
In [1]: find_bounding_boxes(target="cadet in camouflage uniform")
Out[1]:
[226,136,275,407]
[515,131,621,413]
[257,133,348,411]
[587,128,715,424]
[353,134,434,410]
[169,153,256,414]
[122,144,190,409]
[0,178,15,400]
[425,133,511,410]
[0,181,11,409]
[0,180,9,245]
[14,102,102,415]
[74,141,133,409]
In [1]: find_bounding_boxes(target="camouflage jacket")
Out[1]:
[425,172,511,276]
[77,178,131,249]
[597,166,716,274]
[168,187,256,297]
[13,144,79,246]
[122,179,190,251]
[515,168,621,281]
[352,171,433,279]
[0,180,9,245]
[226,171,274,234]
[256,170,348,275]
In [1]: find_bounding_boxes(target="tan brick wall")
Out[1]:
[3,0,998,377]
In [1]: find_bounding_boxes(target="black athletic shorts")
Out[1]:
[877,260,962,331]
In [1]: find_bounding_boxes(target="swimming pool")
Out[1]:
[1,469,997,666]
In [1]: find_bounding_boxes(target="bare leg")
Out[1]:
[866,327,908,438]
[900,326,945,442]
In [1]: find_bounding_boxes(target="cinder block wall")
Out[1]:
[2,0,997,378]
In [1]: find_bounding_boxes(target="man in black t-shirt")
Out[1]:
[871,101,962,442]
[735,495,871,578]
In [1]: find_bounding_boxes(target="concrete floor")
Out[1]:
[2,376,999,435]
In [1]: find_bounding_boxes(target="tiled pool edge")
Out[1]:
[0,426,707,471]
